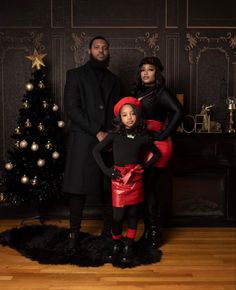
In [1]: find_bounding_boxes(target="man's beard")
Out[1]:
[89,54,110,69]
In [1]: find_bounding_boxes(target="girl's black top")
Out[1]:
[93,131,160,177]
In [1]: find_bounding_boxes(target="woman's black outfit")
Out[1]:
[134,86,184,247]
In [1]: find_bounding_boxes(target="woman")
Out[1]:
[132,56,184,248]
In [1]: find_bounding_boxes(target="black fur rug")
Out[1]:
[0,225,162,268]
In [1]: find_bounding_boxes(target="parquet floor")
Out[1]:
[0,219,235,290]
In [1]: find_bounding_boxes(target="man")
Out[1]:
[62,36,121,247]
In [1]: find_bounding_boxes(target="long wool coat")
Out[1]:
[62,61,121,195]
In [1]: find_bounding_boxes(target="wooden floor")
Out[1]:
[0,220,235,290]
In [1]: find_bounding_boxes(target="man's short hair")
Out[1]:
[89,36,110,49]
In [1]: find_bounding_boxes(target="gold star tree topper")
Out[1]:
[26,49,47,69]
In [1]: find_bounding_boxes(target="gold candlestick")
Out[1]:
[226,97,236,133]
[176,93,184,106]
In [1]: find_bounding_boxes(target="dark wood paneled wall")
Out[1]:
[0,0,236,224]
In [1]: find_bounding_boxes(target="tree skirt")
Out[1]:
[0,225,162,268]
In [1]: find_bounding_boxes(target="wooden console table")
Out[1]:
[166,133,236,226]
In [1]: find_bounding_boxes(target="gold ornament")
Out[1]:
[21,175,29,184]
[23,100,30,109]
[42,101,49,109]
[25,82,34,91]
[15,141,20,148]
[52,151,60,159]
[20,139,28,148]
[15,126,21,135]
[37,159,46,167]
[26,49,47,70]
[5,162,14,170]
[0,192,5,202]
[31,142,39,151]
[38,123,45,131]
[38,81,45,89]
[30,176,38,186]
[58,120,65,128]
[25,119,32,128]
[45,141,53,150]
[52,104,59,111]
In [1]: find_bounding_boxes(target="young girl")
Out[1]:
[93,96,160,263]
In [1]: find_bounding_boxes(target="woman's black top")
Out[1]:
[135,87,184,140]
[93,131,160,177]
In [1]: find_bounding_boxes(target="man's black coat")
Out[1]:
[62,61,121,195]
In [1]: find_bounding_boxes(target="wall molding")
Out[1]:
[70,32,160,67]
[165,33,180,92]
[185,32,236,113]
[70,0,159,28]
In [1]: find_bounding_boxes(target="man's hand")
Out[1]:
[96,131,108,142]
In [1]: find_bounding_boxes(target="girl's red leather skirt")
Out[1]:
[112,164,144,208]
[144,119,173,167]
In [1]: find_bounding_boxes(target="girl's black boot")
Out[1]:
[107,238,124,261]
[120,238,134,264]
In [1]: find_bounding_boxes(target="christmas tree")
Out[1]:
[2,49,65,205]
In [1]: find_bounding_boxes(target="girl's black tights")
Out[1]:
[112,204,140,235]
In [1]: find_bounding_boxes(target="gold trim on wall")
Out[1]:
[70,32,160,67]
[185,32,236,113]
[70,32,86,67]
[135,32,160,56]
